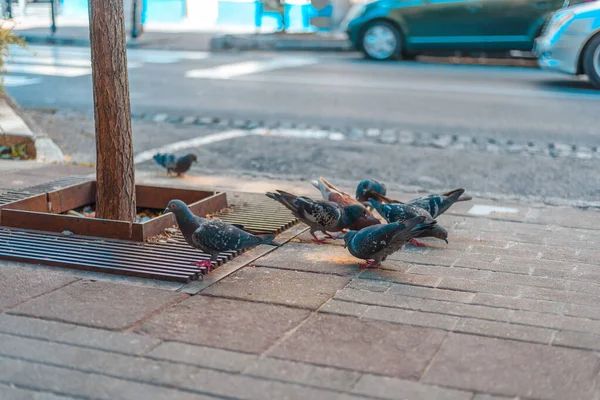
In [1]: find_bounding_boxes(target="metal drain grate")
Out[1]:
[0,192,299,283]
[218,193,298,234]
[0,176,92,206]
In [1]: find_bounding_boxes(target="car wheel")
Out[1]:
[361,21,403,61]
[583,34,600,89]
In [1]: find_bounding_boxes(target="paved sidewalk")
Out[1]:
[1,164,600,399]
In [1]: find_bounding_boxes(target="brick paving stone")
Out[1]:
[0,357,215,400]
[407,265,493,281]
[470,293,561,314]
[0,264,78,310]
[136,296,310,353]
[55,326,162,355]
[454,318,555,344]
[0,383,76,399]
[563,303,600,321]
[472,395,520,400]
[438,277,522,297]
[470,245,542,260]
[254,243,359,276]
[0,313,76,340]
[347,278,392,292]
[553,331,600,351]
[0,172,61,190]
[146,341,258,373]
[10,280,187,330]
[520,285,600,307]
[319,299,369,317]
[201,266,350,310]
[509,309,564,330]
[385,252,458,267]
[0,332,341,400]
[454,258,530,275]
[362,306,459,330]
[269,313,447,379]
[487,272,566,290]
[388,282,475,302]
[423,333,600,399]
[243,357,361,391]
[359,269,441,287]
[335,287,513,322]
[352,374,473,400]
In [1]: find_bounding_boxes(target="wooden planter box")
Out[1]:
[0,181,227,242]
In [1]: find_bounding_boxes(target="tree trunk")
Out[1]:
[89,0,136,222]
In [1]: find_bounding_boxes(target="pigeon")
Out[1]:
[369,188,470,219]
[310,177,381,231]
[153,153,198,176]
[265,189,368,244]
[341,215,433,269]
[163,199,280,272]
[368,198,448,246]
[356,179,387,203]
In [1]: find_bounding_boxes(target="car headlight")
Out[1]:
[544,11,574,38]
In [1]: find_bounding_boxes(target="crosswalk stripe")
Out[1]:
[9,55,144,69]
[3,75,43,87]
[5,64,93,77]
[185,57,319,79]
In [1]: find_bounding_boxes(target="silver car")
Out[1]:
[535,1,600,89]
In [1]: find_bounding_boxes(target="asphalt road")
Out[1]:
[7,45,600,147]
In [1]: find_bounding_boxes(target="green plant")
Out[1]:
[0,22,25,92]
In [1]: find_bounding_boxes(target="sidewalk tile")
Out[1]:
[0,264,78,310]
[244,357,361,391]
[352,374,473,400]
[454,318,555,344]
[359,269,441,287]
[423,333,600,399]
[56,326,162,355]
[254,243,359,276]
[146,341,257,373]
[553,331,600,351]
[136,295,310,353]
[0,313,76,339]
[362,306,459,330]
[0,357,214,400]
[320,299,369,317]
[0,383,76,399]
[269,314,447,379]
[10,280,187,330]
[201,266,350,310]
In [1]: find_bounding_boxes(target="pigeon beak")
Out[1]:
[444,239,449,244]
[163,208,170,214]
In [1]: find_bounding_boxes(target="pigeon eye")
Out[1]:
[170,204,175,208]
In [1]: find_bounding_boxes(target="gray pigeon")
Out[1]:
[266,189,368,243]
[341,215,433,269]
[356,179,387,203]
[371,188,470,219]
[368,197,448,246]
[164,199,279,272]
[154,153,198,176]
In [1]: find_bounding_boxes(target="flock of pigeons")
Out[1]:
[163,175,471,272]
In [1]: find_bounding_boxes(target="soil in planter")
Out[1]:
[63,205,164,223]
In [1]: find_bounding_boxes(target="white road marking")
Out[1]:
[232,74,600,101]
[134,129,256,164]
[8,55,143,69]
[468,205,519,216]
[185,57,319,79]
[4,64,93,77]
[2,75,42,87]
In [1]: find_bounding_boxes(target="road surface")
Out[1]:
[6,44,600,147]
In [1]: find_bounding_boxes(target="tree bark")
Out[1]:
[89,0,136,222]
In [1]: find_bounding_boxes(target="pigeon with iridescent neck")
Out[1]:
[341,215,433,269]
[266,189,368,244]
[310,177,381,231]
[164,199,279,272]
